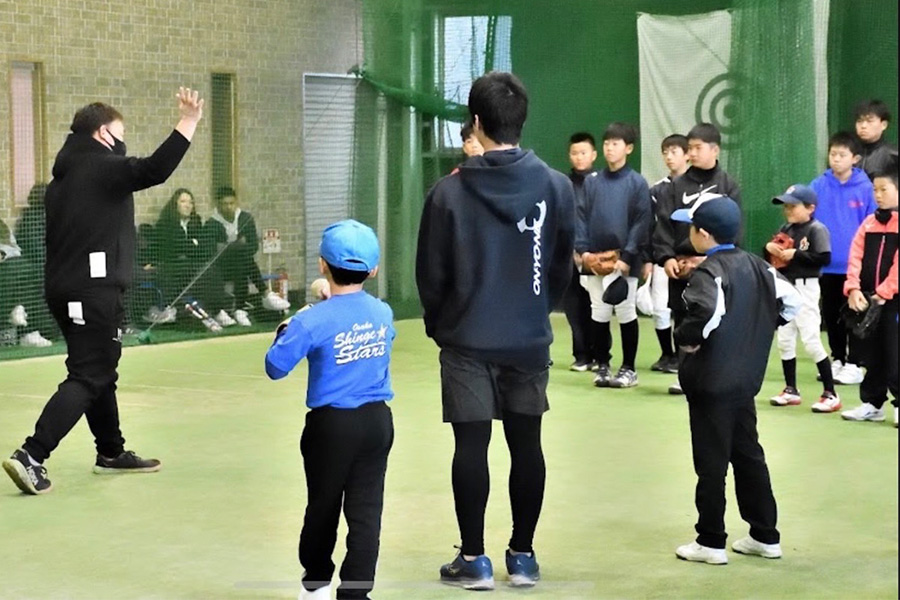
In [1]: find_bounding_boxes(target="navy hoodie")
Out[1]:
[416,148,575,368]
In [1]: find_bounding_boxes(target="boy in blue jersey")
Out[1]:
[265,219,395,600]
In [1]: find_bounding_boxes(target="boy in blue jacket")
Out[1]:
[810,132,876,387]
[266,220,394,600]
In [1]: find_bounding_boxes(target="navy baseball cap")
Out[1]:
[773,183,817,205]
[320,219,380,272]
[671,196,741,243]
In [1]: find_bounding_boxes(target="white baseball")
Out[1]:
[310,278,331,300]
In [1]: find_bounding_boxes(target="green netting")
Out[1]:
[358,0,897,316]
[1,0,897,360]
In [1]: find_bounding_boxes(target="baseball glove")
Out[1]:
[841,296,883,340]
[675,255,705,280]
[766,231,795,269]
[583,250,620,276]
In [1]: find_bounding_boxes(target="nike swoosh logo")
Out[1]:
[682,185,718,205]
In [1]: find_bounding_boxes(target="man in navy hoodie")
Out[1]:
[416,71,575,591]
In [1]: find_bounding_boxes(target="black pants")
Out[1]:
[451,412,545,556]
[859,307,899,409]
[687,398,779,549]
[563,266,594,363]
[23,287,127,463]
[219,246,266,309]
[820,274,862,365]
[299,402,393,600]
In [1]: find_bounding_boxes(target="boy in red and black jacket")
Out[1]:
[840,165,899,427]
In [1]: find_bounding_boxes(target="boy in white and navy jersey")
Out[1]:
[266,219,395,600]
[765,184,839,412]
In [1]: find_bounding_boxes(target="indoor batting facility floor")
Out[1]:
[0,315,896,599]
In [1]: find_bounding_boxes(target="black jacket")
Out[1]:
[859,138,899,180]
[675,247,798,401]
[416,148,575,368]
[652,164,742,263]
[44,131,190,297]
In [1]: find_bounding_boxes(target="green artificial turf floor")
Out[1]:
[0,315,896,599]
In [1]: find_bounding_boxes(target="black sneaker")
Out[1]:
[650,355,669,372]
[593,364,612,387]
[569,359,593,372]
[3,449,53,495]
[93,450,161,474]
[663,355,680,374]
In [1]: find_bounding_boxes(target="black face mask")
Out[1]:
[874,208,896,224]
[111,136,127,157]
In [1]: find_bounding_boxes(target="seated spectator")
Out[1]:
[12,183,59,341]
[204,186,290,326]
[153,188,231,328]
[0,219,52,347]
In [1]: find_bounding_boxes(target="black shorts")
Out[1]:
[439,348,550,423]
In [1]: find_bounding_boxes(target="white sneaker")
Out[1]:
[19,331,52,348]
[732,536,782,559]
[215,309,236,327]
[233,309,252,327]
[770,387,801,406]
[810,391,842,413]
[831,359,843,378]
[835,363,864,385]
[298,576,331,600]
[144,306,176,324]
[841,402,885,422]
[668,381,684,395]
[9,305,27,327]
[675,541,727,565]
[262,291,291,311]
[894,406,898,429]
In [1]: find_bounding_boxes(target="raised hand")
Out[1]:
[176,87,204,122]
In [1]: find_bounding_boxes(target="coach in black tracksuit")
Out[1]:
[670,197,800,564]
[2,91,202,495]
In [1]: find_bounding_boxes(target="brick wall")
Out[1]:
[0,0,362,288]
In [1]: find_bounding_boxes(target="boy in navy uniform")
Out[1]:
[565,131,599,372]
[416,71,574,590]
[577,122,652,388]
[265,220,394,600]
[652,123,741,395]
[764,184,839,411]
[670,197,800,565]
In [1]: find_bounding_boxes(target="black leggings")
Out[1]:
[451,412,545,556]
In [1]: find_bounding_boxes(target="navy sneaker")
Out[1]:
[506,549,540,587]
[440,551,494,590]
[3,449,52,495]
[93,450,161,474]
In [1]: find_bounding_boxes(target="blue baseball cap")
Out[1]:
[671,196,741,243]
[320,219,380,272]
[772,183,817,205]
